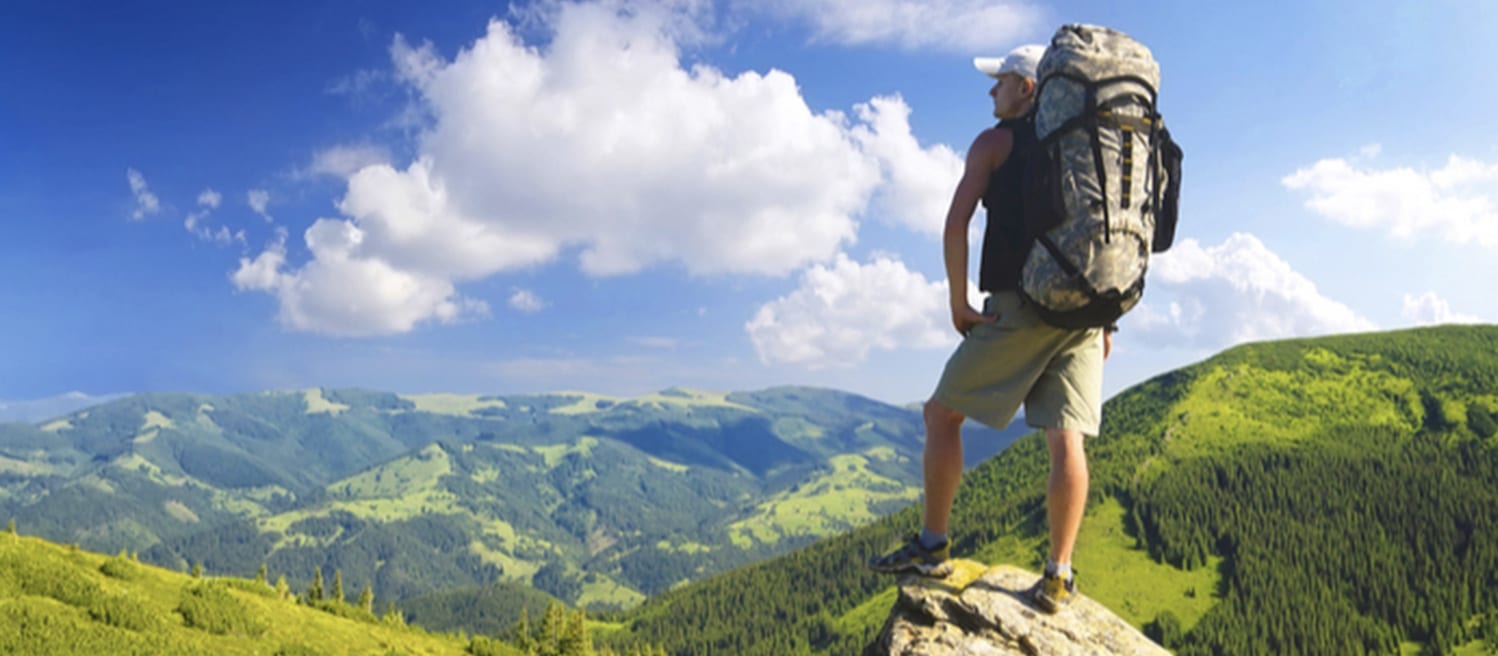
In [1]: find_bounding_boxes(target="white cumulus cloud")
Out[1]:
[184,188,242,244]
[247,189,273,223]
[742,0,1046,52]
[234,2,963,337]
[1282,151,1498,250]
[231,223,490,336]
[126,168,160,221]
[509,288,545,313]
[1129,233,1375,348]
[851,95,963,236]
[1401,291,1482,326]
[197,189,223,209]
[746,252,958,367]
[306,144,392,179]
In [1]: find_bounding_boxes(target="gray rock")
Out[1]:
[865,560,1170,656]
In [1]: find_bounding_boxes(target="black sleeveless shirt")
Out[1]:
[978,111,1038,293]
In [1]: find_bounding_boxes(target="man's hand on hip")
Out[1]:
[952,303,995,337]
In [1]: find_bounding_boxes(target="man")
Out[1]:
[866,44,1112,614]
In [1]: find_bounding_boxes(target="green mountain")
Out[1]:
[580,325,1498,655]
[2,385,1011,611]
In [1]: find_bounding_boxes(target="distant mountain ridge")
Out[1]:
[0,384,1026,612]
[0,391,123,424]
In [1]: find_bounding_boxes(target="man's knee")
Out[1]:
[1044,427,1086,458]
[924,398,964,430]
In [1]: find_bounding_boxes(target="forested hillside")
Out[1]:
[593,325,1498,655]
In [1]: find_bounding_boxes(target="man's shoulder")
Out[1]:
[974,124,1015,147]
[968,124,1017,171]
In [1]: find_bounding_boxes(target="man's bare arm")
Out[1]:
[944,127,1012,335]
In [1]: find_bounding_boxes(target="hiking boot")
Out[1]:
[1031,570,1077,613]
[867,533,952,577]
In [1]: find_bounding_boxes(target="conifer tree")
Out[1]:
[358,582,374,614]
[560,608,591,656]
[256,563,268,585]
[5,518,13,534]
[309,566,325,602]
[513,607,534,653]
[191,562,202,578]
[275,575,290,601]
[383,601,406,626]
[538,601,566,656]
[333,568,344,602]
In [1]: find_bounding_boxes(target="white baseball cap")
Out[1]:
[974,44,1045,80]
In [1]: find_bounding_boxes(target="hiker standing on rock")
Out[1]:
[866,43,1111,614]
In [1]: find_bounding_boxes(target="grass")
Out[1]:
[644,456,689,473]
[301,389,350,416]
[547,388,759,415]
[1401,640,1489,655]
[833,585,898,637]
[400,394,507,417]
[575,573,646,610]
[162,501,200,524]
[40,418,73,432]
[333,444,453,500]
[467,537,544,582]
[0,533,476,655]
[954,496,1219,636]
[727,453,919,548]
[1070,497,1221,632]
[770,416,826,444]
[142,410,176,431]
[533,438,599,468]
[653,540,710,555]
[0,454,55,476]
[1161,350,1421,461]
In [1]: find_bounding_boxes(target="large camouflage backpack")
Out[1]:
[1021,24,1183,330]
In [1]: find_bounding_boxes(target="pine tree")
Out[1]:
[538,601,567,656]
[191,562,203,578]
[513,607,534,653]
[309,566,325,602]
[5,518,13,534]
[383,601,406,627]
[275,575,291,601]
[256,563,268,585]
[358,583,374,614]
[560,608,591,656]
[332,569,344,602]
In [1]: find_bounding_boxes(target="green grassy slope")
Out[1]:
[0,530,506,656]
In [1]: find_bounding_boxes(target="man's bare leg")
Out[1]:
[1044,427,1089,566]
[922,399,967,536]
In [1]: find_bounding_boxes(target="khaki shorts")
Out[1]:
[932,291,1104,435]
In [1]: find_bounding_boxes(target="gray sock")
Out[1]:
[1045,560,1072,579]
[919,528,947,550]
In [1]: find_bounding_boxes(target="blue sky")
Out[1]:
[3,0,1496,409]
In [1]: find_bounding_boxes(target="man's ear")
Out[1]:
[1023,77,1037,98]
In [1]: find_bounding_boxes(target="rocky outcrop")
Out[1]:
[865,560,1170,655]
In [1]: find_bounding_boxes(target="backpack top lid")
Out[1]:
[1039,24,1159,85]
[1035,24,1160,140]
